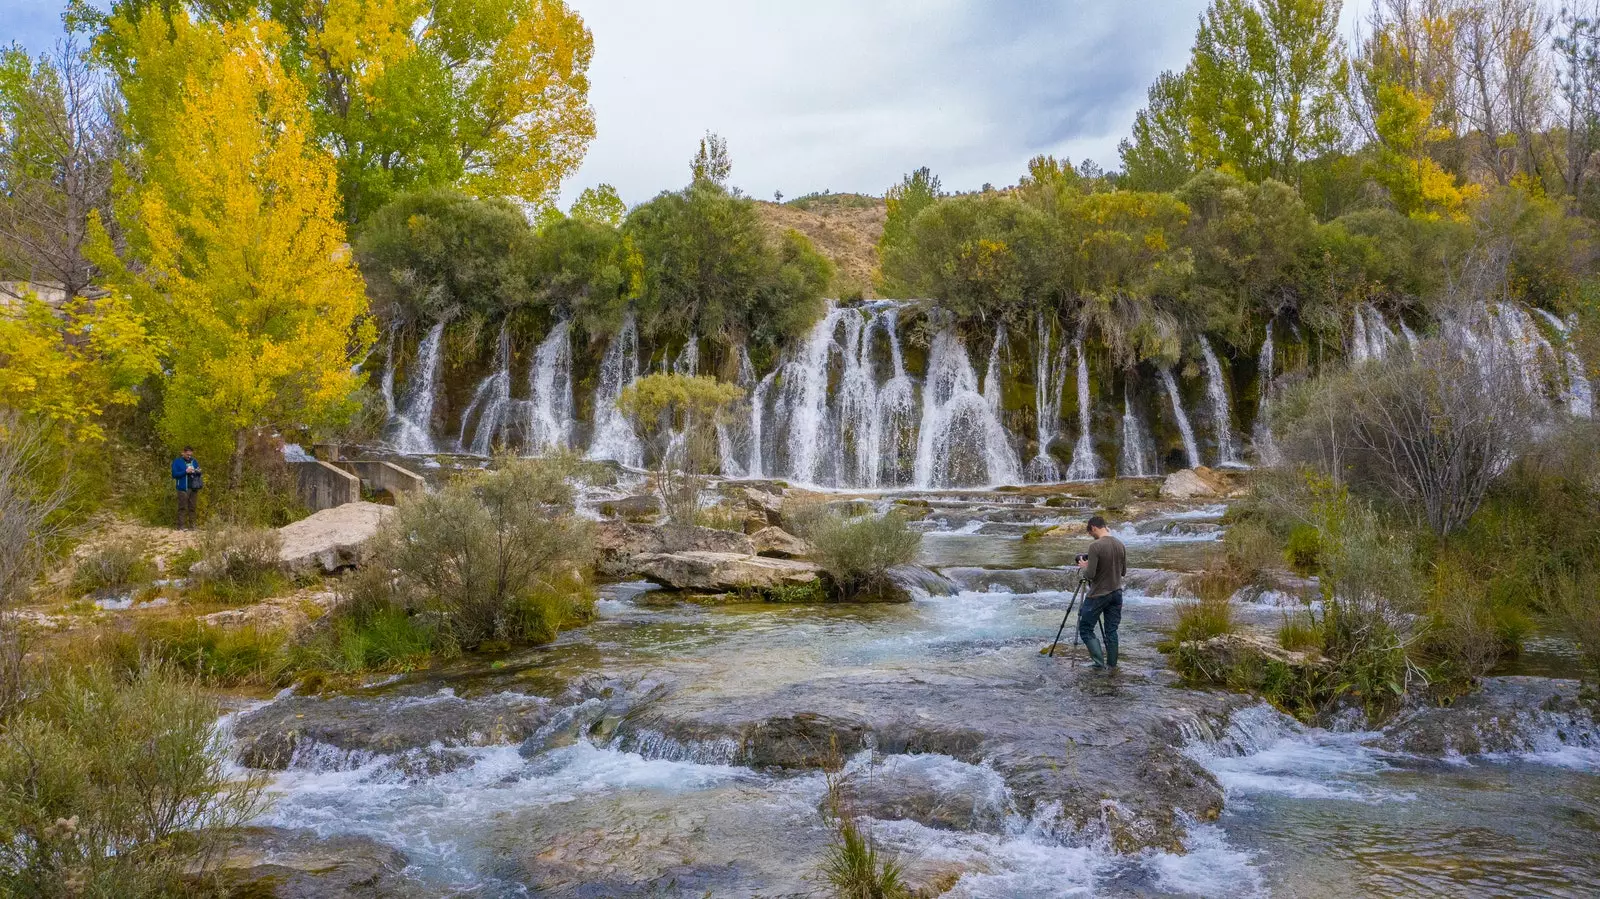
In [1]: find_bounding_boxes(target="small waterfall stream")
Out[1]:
[1063,338,1099,481]
[587,315,643,468]
[1119,393,1158,478]
[458,328,513,455]
[1026,315,1068,483]
[914,329,1022,488]
[1534,309,1594,417]
[1199,336,1242,467]
[1252,323,1280,466]
[1160,367,1201,470]
[390,322,445,455]
[527,320,574,453]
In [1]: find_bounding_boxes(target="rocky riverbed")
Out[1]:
[222,489,1600,897]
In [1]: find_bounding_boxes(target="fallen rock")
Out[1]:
[277,502,394,575]
[597,493,661,522]
[631,551,820,593]
[749,526,812,559]
[594,522,755,577]
[1376,676,1600,757]
[199,588,338,633]
[1159,468,1224,500]
[204,827,427,898]
[742,487,785,527]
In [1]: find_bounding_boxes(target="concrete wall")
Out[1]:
[293,460,361,512]
[340,460,426,498]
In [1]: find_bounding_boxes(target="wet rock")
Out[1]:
[232,687,551,770]
[205,827,426,898]
[596,494,661,522]
[941,567,1084,595]
[631,551,820,593]
[1176,634,1326,681]
[276,502,394,575]
[840,755,1009,833]
[1376,676,1600,757]
[885,564,961,599]
[1123,567,1191,597]
[749,526,812,559]
[594,522,755,577]
[1159,468,1226,501]
[1134,518,1224,538]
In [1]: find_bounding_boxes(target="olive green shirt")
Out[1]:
[1083,534,1127,598]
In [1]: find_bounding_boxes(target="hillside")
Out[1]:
[754,193,885,298]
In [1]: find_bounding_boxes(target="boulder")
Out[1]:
[1159,468,1225,500]
[631,551,820,593]
[204,827,427,898]
[594,522,755,578]
[749,526,812,559]
[1375,676,1600,757]
[742,487,785,527]
[276,502,394,575]
[597,493,661,522]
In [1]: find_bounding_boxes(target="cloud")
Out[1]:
[559,0,1210,208]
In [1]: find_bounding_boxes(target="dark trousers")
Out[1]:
[176,489,197,530]
[1078,589,1123,667]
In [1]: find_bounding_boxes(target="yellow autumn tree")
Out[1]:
[92,12,374,486]
[0,291,158,442]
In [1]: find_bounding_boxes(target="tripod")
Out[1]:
[1046,577,1090,660]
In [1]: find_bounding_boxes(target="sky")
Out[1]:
[2,0,1361,208]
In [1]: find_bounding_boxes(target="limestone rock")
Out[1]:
[749,526,812,559]
[742,487,785,526]
[631,551,820,593]
[205,827,427,898]
[276,502,393,575]
[1375,676,1600,757]
[1179,633,1323,674]
[199,589,338,633]
[594,522,755,577]
[597,493,661,522]
[1159,467,1226,500]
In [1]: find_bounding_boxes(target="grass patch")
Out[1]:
[1277,611,1323,652]
[189,524,285,603]
[1170,597,1235,645]
[71,536,155,596]
[108,619,293,688]
[1095,479,1135,512]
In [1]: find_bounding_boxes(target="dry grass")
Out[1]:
[754,198,886,298]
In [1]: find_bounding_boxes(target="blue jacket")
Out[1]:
[172,457,200,491]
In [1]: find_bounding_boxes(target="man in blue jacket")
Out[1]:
[171,447,201,530]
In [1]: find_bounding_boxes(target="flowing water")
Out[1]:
[1118,394,1158,479]
[1063,338,1099,482]
[233,495,1600,897]
[1159,368,1201,470]
[1198,336,1241,469]
[391,323,446,455]
[1252,323,1280,467]
[587,315,644,468]
[1027,314,1070,483]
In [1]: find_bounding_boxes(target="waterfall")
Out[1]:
[718,346,756,477]
[673,336,699,376]
[587,315,643,468]
[1026,314,1068,483]
[1252,322,1281,466]
[1351,305,1400,363]
[380,338,396,416]
[782,306,848,485]
[527,319,574,452]
[1063,339,1099,481]
[982,329,1006,413]
[1492,304,1558,401]
[873,306,918,487]
[1199,336,1243,467]
[1534,308,1594,418]
[391,322,445,455]
[458,328,512,455]
[914,329,1021,488]
[1118,393,1157,478]
[1160,366,1201,470]
[747,371,775,478]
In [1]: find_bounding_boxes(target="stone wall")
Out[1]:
[292,460,361,512]
[340,460,425,498]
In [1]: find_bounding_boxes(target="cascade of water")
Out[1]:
[391,322,445,455]
[838,310,882,486]
[1026,314,1069,483]
[380,337,396,416]
[1199,336,1242,467]
[782,305,848,485]
[526,319,574,452]
[1063,338,1099,481]
[983,329,1006,413]
[1118,393,1158,478]
[587,315,643,467]
[1492,304,1557,401]
[674,336,699,376]
[913,329,1022,488]
[1253,322,1281,466]
[1534,308,1594,417]
[747,371,776,478]
[458,328,513,455]
[717,346,756,478]
[873,306,918,487]
[1160,367,1202,470]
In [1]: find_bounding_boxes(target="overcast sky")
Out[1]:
[6,0,1336,208]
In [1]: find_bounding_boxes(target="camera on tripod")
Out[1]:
[1074,552,1089,565]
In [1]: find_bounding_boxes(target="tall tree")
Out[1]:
[0,40,120,298]
[1119,70,1199,191]
[1455,0,1553,185]
[1555,5,1600,200]
[690,131,732,188]
[86,0,596,222]
[1186,0,1350,183]
[92,12,374,484]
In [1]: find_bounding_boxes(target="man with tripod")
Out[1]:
[1075,515,1127,670]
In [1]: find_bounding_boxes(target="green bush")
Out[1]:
[797,511,922,600]
[120,619,292,688]
[1096,479,1135,512]
[0,665,266,896]
[191,524,285,603]
[1171,597,1235,644]
[71,537,154,596]
[1549,568,1600,686]
[819,767,908,899]
[1277,611,1324,652]
[369,457,598,649]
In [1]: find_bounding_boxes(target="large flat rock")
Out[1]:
[631,551,820,592]
[595,522,755,577]
[277,502,394,575]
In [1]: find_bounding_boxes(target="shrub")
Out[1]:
[0,418,72,719]
[693,501,745,531]
[121,619,292,688]
[1096,479,1135,512]
[819,766,908,899]
[191,524,285,603]
[71,536,155,596]
[1277,611,1324,652]
[1171,597,1235,644]
[1549,568,1600,686]
[0,665,266,896]
[617,373,744,524]
[291,575,442,676]
[369,457,598,649]
[798,511,922,600]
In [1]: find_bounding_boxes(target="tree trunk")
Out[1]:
[231,427,248,492]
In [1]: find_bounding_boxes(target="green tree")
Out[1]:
[569,182,626,226]
[524,214,641,336]
[1119,70,1199,191]
[878,166,943,290]
[87,0,596,222]
[690,130,732,187]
